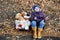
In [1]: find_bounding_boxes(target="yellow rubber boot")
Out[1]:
[37,28,43,39]
[32,27,37,39]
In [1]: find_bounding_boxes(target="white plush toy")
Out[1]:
[15,11,30,30]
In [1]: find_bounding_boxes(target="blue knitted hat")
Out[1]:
[32,4,39,11]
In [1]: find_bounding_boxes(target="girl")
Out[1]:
[30,4,45,39]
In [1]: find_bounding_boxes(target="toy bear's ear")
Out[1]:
[15,13,22,19]
[21,13,25,17]
[24,12,27,15]
[15,13,20,18]
[21,11,27,17]
[16,13,20,16]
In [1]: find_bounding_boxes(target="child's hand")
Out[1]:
[42,20,44,22]
[34,17,37,20]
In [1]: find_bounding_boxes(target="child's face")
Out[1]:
[34,7,40,12]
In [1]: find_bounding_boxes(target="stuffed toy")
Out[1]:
[15,11,30,30]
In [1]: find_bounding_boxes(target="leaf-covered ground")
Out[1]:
[0,0,60,39]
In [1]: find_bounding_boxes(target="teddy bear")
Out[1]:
[15,11,30,30]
